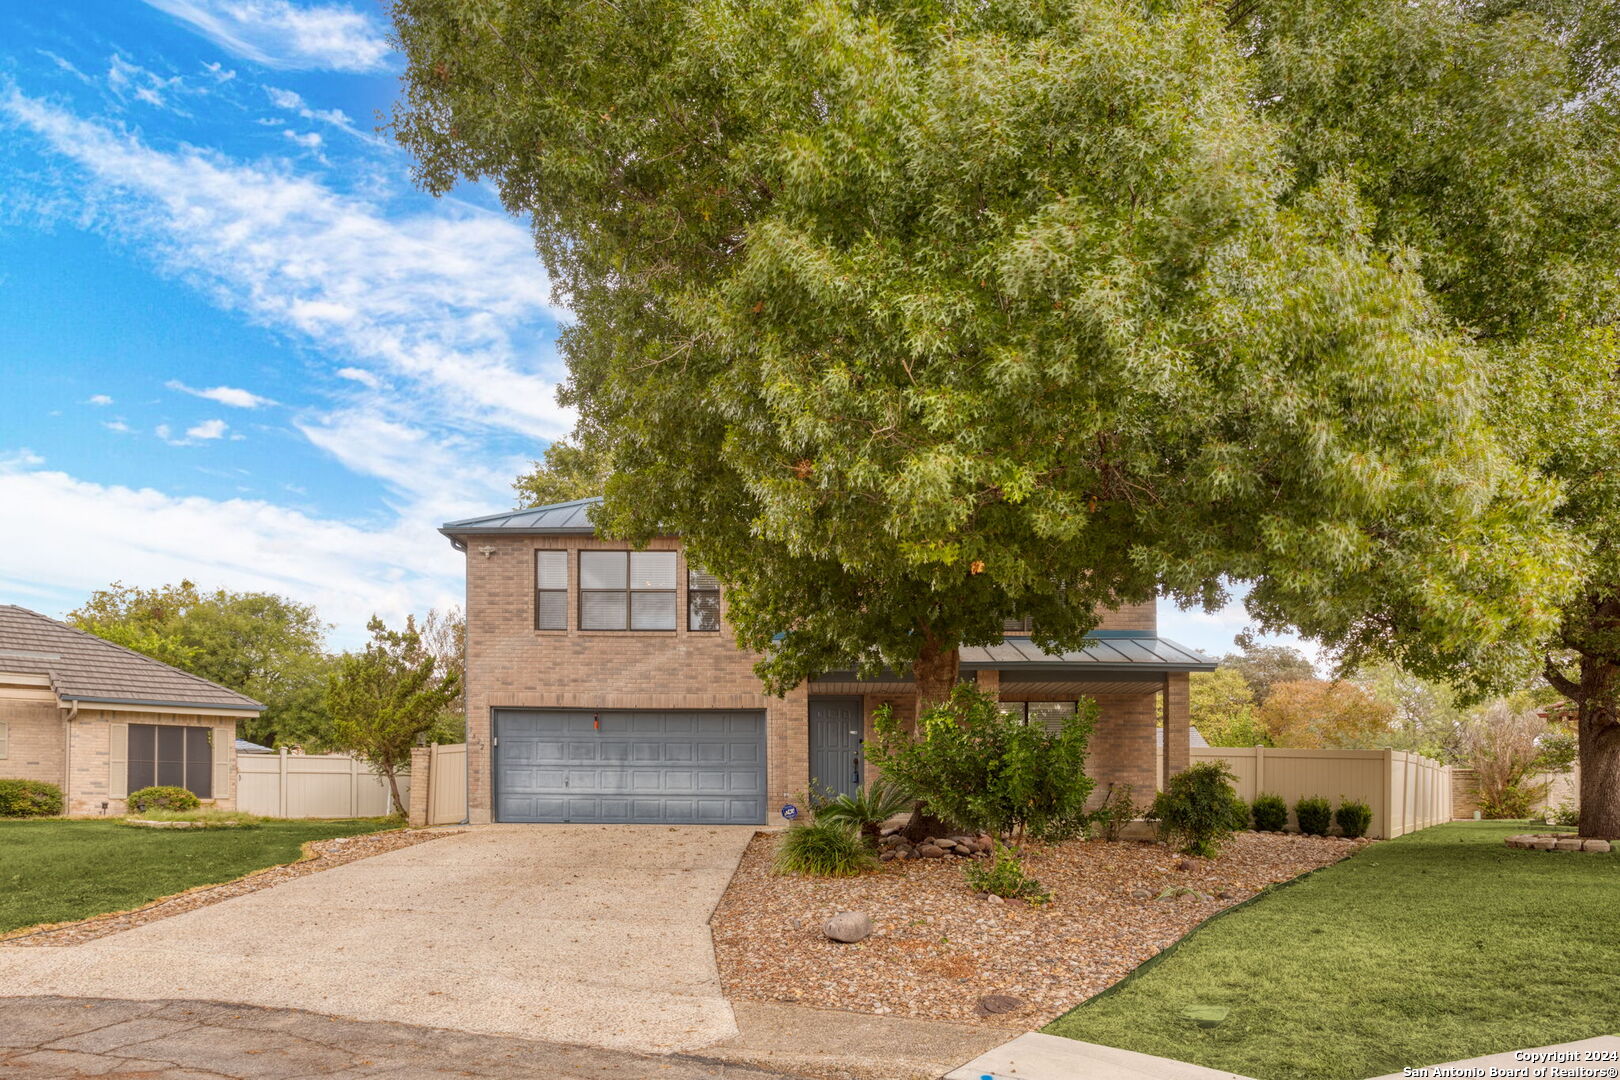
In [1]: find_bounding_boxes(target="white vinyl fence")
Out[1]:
[1157,746,1452,839]
[237,749,407,818]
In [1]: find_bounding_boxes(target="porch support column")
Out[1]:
[1162,671,1190,786]
[975,669,1001,703]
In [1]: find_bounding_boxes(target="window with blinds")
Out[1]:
[688,566,721,631]
[535,550,568,630]
[579,550,677,630]
[1002,701,1078,733]
[127,723,212,797]
[1003,617,1033,633]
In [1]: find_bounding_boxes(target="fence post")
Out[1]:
[428,742,442,825]
[1254,745,1266,802]
[1381,748,1395,839]
[349,754,359,818]
[278,747,288,818]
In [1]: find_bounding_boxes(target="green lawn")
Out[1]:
[1046,822,1620,1079]
[0,817,397,934]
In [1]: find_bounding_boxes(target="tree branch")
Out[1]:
[1543,655,1582,700]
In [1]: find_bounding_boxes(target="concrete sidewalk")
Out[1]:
[0,825,756,1054]
[945,1032,1257,1080]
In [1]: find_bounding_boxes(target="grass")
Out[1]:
[0,816,399,934]
[1045,822,1620,1079]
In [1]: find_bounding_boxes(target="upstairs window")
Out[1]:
[1003,616,1032,634]
[128,723,212,798]
[579,550,677,630]
[535,550,568,630]
[688,566,721,631]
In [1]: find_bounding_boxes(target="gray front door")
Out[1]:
[492,709,765,824]
[809,697,864,801]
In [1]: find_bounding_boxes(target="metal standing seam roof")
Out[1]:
[440,497,603,541]
[0,605,264,713]
[961,634,1216,672]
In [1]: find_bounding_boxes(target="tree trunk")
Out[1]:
[1577,656,1620,840]
[384,765,406,818]
[913,633,960,710]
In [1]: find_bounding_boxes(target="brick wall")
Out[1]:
[67,711,236,816]
[1094,599,1157,634]
[0,698,65,789]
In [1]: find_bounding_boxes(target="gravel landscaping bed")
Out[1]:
[1,828,457,947]
[711,830,1366,1026]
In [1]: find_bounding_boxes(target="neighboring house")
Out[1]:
[0,605,262,814]
[1157,725,1211,749]
[442,497,1217,826]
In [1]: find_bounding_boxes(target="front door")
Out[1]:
[809,697,863,801]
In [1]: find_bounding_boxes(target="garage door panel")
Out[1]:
[494,709,766,824]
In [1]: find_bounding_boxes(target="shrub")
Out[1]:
[964,842,1051,904]
[1294,796,1333,836]
[1251,793,1289,832]
[1478,784,1536,820]
[774,820,876,877]
[815,778,914,845]
[869,684,1096,841]
[1550,802,1580,827]
[126,786,201,813]
[0,779,64,817]
[1089,782,1141,842]
[1149,762,1247,857]
[1335,799,1373,839]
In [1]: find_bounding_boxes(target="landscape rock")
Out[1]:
[1556,839,1584,852]
[879,851,896,862]
[822,911,874,944]
[1583,839,1612,853]
[1176,860,1195,872]
[1129,888,1153,900]
[916,844,946,859]
[1532,839,1557,851]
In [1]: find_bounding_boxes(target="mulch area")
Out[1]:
[711,830,1366,1026]
[0,829,458,947]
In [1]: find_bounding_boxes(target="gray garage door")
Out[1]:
[493,709,766,824]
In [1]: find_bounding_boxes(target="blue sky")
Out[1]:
[0,0,1294,659]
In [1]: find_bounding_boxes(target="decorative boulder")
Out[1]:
[1556,838,1584,852]
[1583,839,1612,853]
[1532,838,1557,851]
[823,911,874,944]
[916,844,946,859]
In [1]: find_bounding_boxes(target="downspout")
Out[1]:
[59,696,79,813]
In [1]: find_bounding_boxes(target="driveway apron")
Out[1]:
[0,825,758,1054]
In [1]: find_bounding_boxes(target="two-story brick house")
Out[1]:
[442,497,1215,825]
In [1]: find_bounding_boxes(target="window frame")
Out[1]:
[127,722,213,798]
[534,549,569,631]
[577,549,679,631]
[687,565,721,632]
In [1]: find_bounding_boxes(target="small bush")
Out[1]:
[774,820,876,877]
[1550,802,1580,827]
[0,779,64,817]
[1478,784,1536,820]
[1089,782,1141,842]
[815,778,914,845]
[1149,762,1248,857]
[1294,796,1333,836]
[1334,799,1373,839]
[1251,793,1289,832]
[126,786,201,813]
[964,842,1051,904]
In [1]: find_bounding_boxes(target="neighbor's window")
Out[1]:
[579,550,677,630]
[688,566,721,631]
[1003,617,1032,634]
[535,550,568,630]
[0,720,8,758]
[127,723,212,798]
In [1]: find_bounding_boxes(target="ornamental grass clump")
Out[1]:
[1294,796,1333,836]
[1251,793,1289,832]
[1150,762,1248,857]
[815,778,913,846]
[774,819,877,877]
[1335,799,1373,839]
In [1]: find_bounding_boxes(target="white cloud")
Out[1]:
[2,89,570,458]
[201,60,236,82]
[282,128,321,150]
[1,449,45,468]
[107,56,184,110]
[103,420,132,433]
[0,462,465,648]
[334,366,378,387]
[141,0,393,73]
[264,85,351,128]
[265,85,302,110]
[87,394,113,406]
[166,380,275,409]
[187,418,229,440]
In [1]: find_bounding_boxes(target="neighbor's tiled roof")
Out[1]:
[440,496,603,537]
[0,605,263,712]
[961,634,1216,672]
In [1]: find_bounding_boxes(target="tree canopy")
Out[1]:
[68,580,332,748]
[392,0,1573,703]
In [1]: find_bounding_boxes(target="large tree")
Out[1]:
[69,581,333,748]
[390,0,1570,711]
[1226,0,1620,833]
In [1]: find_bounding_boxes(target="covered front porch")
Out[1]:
[803,633,1217,803]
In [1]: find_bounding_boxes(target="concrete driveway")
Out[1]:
[0,825,758,1054]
